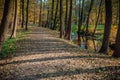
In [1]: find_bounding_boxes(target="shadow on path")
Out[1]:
[15,66,120,80]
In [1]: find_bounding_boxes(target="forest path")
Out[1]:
[0,27,120,80]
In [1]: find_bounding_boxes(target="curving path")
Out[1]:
[0,27,120,80]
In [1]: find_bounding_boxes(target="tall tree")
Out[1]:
[53,0,59,30]
[33,1,36,24]
[60,0,64,38]
[78,0,84,41]
[0,0,13,51]
[64,0,68,37]
[99,0,112,53]
[21,0,24,28]
[25,0,29,30]
[66,0,73,40]
[86,0,94,34]
[45,8,50,28]
[38,0,42,27]
[113,0,120,57]
[50,0,55,29]
[10,0,18,38]
[93,0,102,36]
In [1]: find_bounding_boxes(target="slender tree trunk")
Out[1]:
[60,0,64,38]
[38,0,42,27]
[50,0,55,29]
[86,0,94,34]
[10,0,18,38]
[53,0,59,30]
[25,0,29,31]
[21,0,24,28]
[93,0,102,36]
[66,0,73,40]
[0,0,13,51]
[20,0,22,25]
[33,1,36,24]
[116,0,119,25]
[113,0,120,57]
[45,9,50,28]
[64,0,68,37]
[99,0,112,53]
[78,0,84,41]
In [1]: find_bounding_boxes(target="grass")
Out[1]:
[0,28,31,59]
[72,24,104,33]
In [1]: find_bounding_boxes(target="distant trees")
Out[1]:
[0,0,13,51]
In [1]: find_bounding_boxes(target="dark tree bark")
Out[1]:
[45,9,50,28]
[86,0,94,34]
[66,0,73,40]
[21,0,24,28]
[33,1,36,24]
[10,0,18,38]
[93,0,102,36]
[53,0,59,30]
[50,0,55,29]
[38,0,42,27]
[20,0,22,24]
[99,0,112,53]
[60,0,64,38]
[78,0,84,41]
[25,0,29,31]
[64,0,68,37]
[113,0,120,57]
[0,0,13,51]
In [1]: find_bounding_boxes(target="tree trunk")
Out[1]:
[0,0,13,51]
[93,0,102,36]
[66,0,73,40]
[50,0,55,29]
[86,0,94,34]
[21,0,24,28]
[64,0,68,37]
[45,9,50,28]
[78,0,84,41]
[38,0,42,27]
[53,0,59,30]
[33,1,36,24]
[99,0,112,53]
[25,0,29,31]
[113,0,120,57]
[60,0,64,38]
[10,0,18,38]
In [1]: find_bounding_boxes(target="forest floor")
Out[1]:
[0,26,120,80]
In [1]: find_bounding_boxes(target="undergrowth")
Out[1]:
[0,28,31,59]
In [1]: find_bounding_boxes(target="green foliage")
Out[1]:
[96,25,104,30]
[72,23,77,34]
[0,28,31,59]
[0,38,17,58]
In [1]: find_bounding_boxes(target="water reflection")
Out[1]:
[72,33,102,52]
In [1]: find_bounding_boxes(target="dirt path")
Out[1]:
[0,27,120,80]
